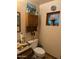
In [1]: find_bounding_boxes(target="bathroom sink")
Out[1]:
[17,43,31,55]
[17,43,27,50]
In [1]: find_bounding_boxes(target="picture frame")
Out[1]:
[46,11,60,26]
[17,12,21,32]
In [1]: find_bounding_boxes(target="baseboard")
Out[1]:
[46,52,57,59]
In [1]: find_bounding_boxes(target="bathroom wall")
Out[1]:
[17,0,38,40]
[17,0,27,40]
[39,1,61,59]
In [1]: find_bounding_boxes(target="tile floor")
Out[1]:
[31,53,57,59]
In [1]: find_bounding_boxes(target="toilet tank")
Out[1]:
[28,39,38,49]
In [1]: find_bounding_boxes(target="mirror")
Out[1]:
[17,12,21,32]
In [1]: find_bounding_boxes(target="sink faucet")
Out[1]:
[26,41,31,46]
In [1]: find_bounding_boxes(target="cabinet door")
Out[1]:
[17,48,33,59]
[28,14,38,26]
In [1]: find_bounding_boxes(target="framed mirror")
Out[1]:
[17,12,21,32]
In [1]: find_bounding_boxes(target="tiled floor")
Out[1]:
[31,53,57,59]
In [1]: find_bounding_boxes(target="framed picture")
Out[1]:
[46,11,60,26]
[17,12,21,32]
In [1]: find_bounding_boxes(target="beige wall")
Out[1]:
[17,0,27,33]
[17,0,27,40]
[39,1,61,59]
[17,0,38,40]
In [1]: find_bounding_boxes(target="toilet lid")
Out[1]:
[34,47,45,54]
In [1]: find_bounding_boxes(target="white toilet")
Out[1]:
[28,39,45,59]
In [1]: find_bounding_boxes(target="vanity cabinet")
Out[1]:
[17,48,34,59]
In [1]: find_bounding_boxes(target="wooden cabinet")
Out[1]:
[17,48,34,59]
[27,14,38,26]
[26,13,38,32]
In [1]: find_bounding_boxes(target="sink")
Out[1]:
[17,43,27,51]
[17,43,31,55]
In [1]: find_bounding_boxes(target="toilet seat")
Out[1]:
[33,47,45,57]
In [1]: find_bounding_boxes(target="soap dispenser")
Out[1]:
[20,33,24,43]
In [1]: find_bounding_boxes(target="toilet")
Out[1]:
[27,39,45,59]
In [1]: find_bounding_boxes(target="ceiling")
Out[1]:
[28,0,53,5]
[38,0,53,5]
